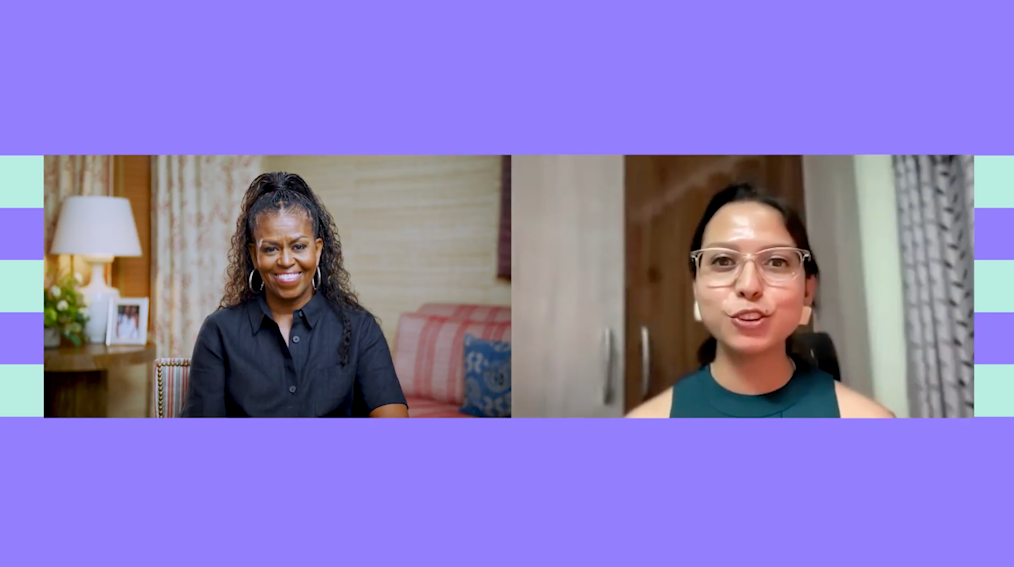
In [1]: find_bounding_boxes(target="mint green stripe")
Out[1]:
[0,365,43,417]
[974,365,1014,417]
[0,260,44,312]
[974,260,1014,312]
[975,156,1014,209]
[0,156,44,208]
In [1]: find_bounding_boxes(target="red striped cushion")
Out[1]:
[405,396,475,418]
[416,303,511,323]
[394,313,512,405]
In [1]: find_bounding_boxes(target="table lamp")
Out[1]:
[50,196,143,344]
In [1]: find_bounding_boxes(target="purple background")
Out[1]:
[3,0,1002,566]
[0,209,44,260]
[975,209,1014,259]
[0,2,1008,155]
[3,420,997,566]
[973,313,1012,364]
[0,314,43,364]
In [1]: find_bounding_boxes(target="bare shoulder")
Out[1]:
[626,389,673,418]
[834,381,896,418]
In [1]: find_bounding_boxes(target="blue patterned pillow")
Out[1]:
[460,333,511,417]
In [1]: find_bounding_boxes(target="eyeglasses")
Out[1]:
[690,247,811,287]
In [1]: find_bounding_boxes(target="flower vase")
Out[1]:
[45,327,61,349]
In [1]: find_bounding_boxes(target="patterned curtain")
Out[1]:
[43,156,115,284]
[893,156,974,417]
[152,156,263,358]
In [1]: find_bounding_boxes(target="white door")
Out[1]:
[512,155,625,417]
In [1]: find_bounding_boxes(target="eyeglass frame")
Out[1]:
[689,246,812,287]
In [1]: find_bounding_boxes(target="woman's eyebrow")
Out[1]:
[702,241,796,250]
[258,235,309,245]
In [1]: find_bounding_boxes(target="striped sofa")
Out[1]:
[151,303,511,418]
[394,303,512,418]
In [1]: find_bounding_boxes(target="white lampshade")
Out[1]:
[50,196,142,257]
[50,196,144,344]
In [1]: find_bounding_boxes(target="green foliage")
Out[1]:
[44,272,89,347]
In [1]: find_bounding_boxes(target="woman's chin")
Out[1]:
[268,284,310,301]
[719,335,780,356]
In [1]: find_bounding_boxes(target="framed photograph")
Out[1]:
[106,297,149,346]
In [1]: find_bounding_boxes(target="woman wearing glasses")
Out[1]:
[628,183,893,418]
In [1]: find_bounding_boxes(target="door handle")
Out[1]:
[641,326,650,399]
[602,327,614,405]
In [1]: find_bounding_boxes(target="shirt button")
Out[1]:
[292,335,300,344]
[288,386,296,394]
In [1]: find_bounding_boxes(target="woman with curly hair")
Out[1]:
[180,172,409,417]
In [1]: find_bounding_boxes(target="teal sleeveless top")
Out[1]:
[669,357,840,418]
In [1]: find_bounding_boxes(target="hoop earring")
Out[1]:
[248,270,264,293]
[313,267,321,290]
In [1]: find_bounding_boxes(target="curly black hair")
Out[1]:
[221,172,365,365]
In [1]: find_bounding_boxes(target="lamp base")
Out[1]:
[80,259,119,344]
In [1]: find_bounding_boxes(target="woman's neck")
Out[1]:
[710,344,794,395]
[265,290,314,321]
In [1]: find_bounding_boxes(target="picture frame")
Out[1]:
[105,297,150,346]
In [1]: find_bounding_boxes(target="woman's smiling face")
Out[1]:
[693,201,816,357]
[248,208,323,305]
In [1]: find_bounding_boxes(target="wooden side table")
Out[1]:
[44,343,157,418]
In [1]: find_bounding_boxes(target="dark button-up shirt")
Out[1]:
[181,292,406,417]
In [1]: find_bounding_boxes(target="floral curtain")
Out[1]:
[152,156,263,358]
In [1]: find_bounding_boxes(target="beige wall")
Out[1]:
[802,156,875,401]
[261,155,511,347]
[802,155,909,417]
[853,155,909,418]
